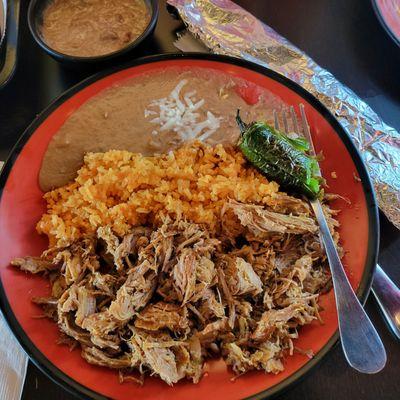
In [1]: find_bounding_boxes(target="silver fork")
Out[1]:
[275,105,386,374]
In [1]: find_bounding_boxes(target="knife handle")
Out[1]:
[372,264,400,340]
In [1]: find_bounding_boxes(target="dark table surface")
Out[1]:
[0,0,399,399]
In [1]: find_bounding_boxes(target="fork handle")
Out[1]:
[372,264,400,339]
[310,199,386,373]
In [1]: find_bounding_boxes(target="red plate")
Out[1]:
[0,54,378,400]
[372,0,400,47]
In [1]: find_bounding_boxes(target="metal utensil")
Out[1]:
[0,0,6,49]
[372,264,400,339]
[274,105,386,374]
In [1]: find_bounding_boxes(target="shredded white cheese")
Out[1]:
[144,79,221,142]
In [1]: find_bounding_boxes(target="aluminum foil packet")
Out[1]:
[168,0,400,229]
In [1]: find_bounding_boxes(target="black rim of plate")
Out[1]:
[371,0,400,48]
[0,53,379,400]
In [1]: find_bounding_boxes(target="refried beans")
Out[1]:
[39,67,288,191]
[40,0,150,57]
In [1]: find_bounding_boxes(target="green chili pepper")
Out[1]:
[236,111,321,199]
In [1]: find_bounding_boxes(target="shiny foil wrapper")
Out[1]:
[168,0,400,229]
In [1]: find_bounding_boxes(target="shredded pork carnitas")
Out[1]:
[12,199,338,385]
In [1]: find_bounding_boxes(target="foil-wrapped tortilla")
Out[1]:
[168,0,400,229]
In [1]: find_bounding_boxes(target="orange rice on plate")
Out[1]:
[37,141,305,246]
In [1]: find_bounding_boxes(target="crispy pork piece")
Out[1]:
[109,257,158,321]
[175,336,203,383]
[135,302,189,332]
[75,287,97,326]
[11,257,56,274]
[82,346,133,369]
[32,296,58,320]
[172,251,218,305]
[268,192,311,215]
[217,267,236,328]
[157,273,181,302]
[172,249,197,304]
[97,226,126,271]
[198,289,225,320]
[223,256,263,296]
[58,313,92,346]
[90,333,121,350]
[50,274,67,298]
[97,226,151,270]
[196,318,229,344]
[144,346,179,386]
[129,328,182,386]
[227,200,318,236]
[51,239,100,285]
[196,256,216,286]
[90,272,118,296]
[252,303,316,342]
[58,285,96,326]
[293,255,313,285]
[81,310,119,337]
[223,342,284,374]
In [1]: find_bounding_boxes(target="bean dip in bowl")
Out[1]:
[28,0,158,64]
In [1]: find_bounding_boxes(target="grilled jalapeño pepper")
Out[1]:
[236,111,321,199]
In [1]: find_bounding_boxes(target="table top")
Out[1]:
[0,0,399,399]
